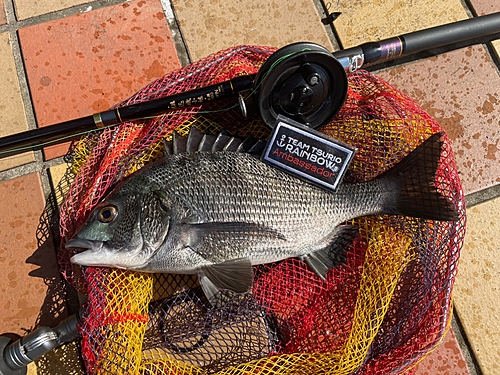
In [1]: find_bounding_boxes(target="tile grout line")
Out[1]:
[2,0,53,199]
[453,0,499,372]
[452,312,484,375]
[311,0,342,51]
[0,0,128,34]
[0,0,190,188]
[460,0,500,79]
[3,0,38,133]
[451,0,496,373]
[0,155,67,185]
[465,184,500,207]
[159,0,191,67]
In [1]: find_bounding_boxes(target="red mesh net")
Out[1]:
[49,45,465,375]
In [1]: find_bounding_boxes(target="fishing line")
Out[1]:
[0,123,118,156]
[0,49,310,157]
[196,49,311,114]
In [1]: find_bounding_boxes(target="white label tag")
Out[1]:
[261,115,356,191]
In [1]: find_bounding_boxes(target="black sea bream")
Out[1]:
[67,128,458,301]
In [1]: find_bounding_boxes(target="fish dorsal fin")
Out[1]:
[236,135,258,152]
[222,137,242,151]
[186,126,204,153]
[162,138,172,157]
[162,126,265,156]
[211,130,232,151]
[300,224,360,281]
[198,133,217,151]
[172,131,187,154]
[247,139,267,154]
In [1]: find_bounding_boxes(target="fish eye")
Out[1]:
[97,205,118,223]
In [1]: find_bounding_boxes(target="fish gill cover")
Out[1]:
[43,45,465,374]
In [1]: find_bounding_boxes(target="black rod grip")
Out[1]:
[401,11,500,55]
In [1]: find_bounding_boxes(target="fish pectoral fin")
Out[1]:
[201,258,254,295]
[301,224,360,281]
[183,221,286,262]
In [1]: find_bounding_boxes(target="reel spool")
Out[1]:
[252,42,348,130]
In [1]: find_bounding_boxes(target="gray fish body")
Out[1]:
[130,151,387,272]
[68,130,457,297]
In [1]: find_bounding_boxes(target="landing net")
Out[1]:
[51,45,465,374]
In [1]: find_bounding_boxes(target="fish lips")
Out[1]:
[66,238,149,269]
[66,238,105,266]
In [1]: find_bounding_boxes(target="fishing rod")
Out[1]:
[0,11,499,160]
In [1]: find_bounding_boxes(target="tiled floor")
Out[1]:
[0,0,499,374]
[19,0,180,159]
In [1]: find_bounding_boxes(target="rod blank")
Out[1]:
[334,11,500,66]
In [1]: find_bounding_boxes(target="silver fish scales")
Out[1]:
[66,127,458,302]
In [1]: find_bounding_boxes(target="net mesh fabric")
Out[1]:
[54,45,466,375]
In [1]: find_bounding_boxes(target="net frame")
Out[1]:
[50,45,466,375]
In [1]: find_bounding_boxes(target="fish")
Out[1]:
[66,127,458,302]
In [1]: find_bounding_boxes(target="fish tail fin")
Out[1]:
[378,132,459,222]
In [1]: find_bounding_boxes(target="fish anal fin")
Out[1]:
[301,224,360,281]
[201,258,254,294]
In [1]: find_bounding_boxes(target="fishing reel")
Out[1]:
[241,42,349,130]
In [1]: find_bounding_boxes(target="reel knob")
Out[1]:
[254,42,348,130]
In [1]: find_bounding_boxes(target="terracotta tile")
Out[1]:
[13,0,89,20]
[453,198,500,374]
[18,0,181,159]
[0,32,34,171]
[334,0,468,48]
[468,0,500,16]
[171,0,333,61]
[0,173,66,335]
[0,0,6,26]
[376,46,500,195]
[413,327,470,375]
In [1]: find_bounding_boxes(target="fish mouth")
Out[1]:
[66,238,103,251]
[66,238,149,269]
[66,239,107,266]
